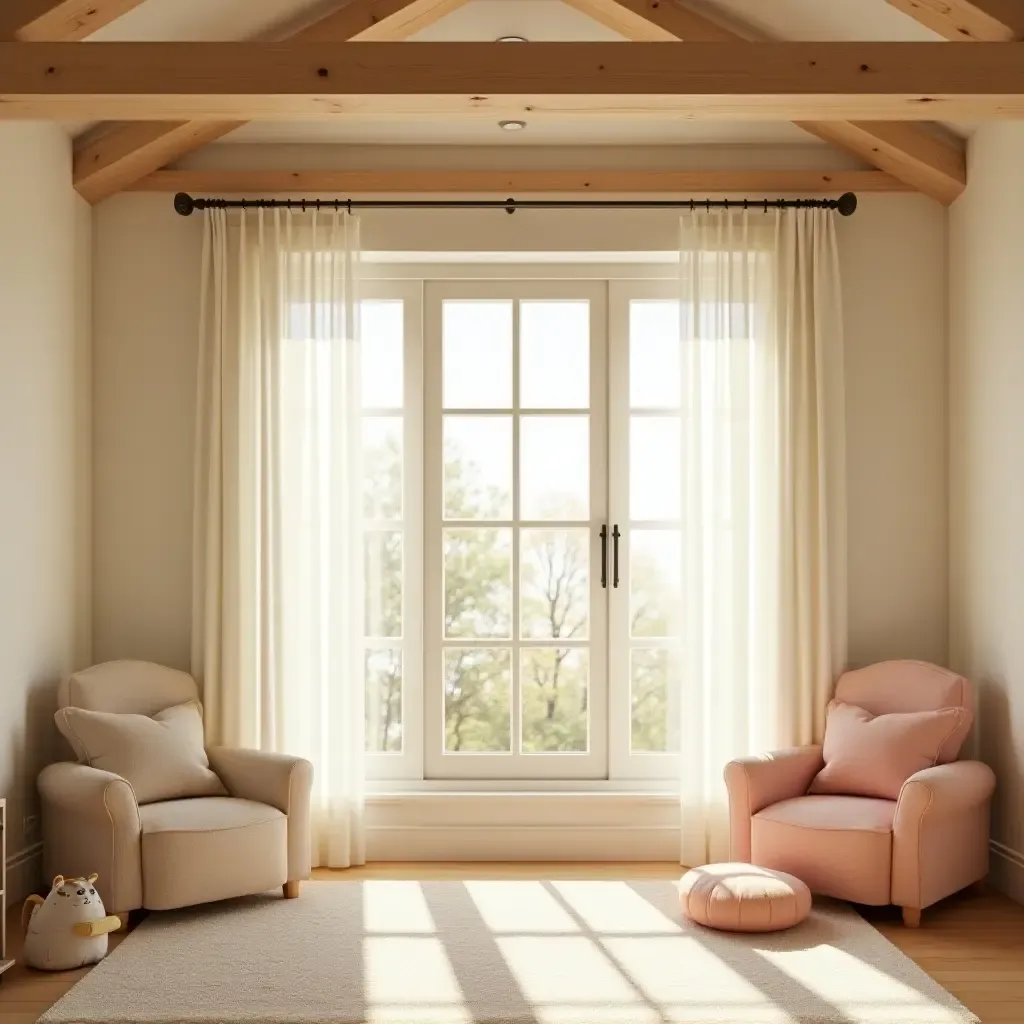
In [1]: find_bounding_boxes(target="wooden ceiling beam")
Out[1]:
[1,0,148,41]
[291,0,470,41]
[794,121,966,205]
[562,0,966,204]
[129,168,911,194]
[72,0,473,204]
[884,0,1024,42]
[4,42,1024,120]
[561,0,741,41]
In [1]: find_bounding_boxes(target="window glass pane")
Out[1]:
[285,300,348,341]
[444,528,512,639]
[631,648,680,753]
[361,300,404,409]
[521,529,589,640]
[444,648,511,752]
[520,416,589,520]
[520,301,590,409]
[363,415,402,520]
[692,298,751,341]
[630,529,681,639]
[365,648,402,753]
[630,416,680,520]
[521,648,589,753]
[630,300,681,409]
[444,416,512,520]
[443,301,513,409]
[365,530,402,638]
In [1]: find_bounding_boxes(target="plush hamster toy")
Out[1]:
[21,874,122,970]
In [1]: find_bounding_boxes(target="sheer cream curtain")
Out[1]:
[192,207,366,868]
[677,208,847,866]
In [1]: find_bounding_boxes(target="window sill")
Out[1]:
[367,779,677,794]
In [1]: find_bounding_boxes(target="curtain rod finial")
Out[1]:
[174,192,196,217]
[836,192,857,217]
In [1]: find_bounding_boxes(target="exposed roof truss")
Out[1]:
[1,0,1010,205]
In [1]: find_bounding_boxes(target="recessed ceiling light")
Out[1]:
[496,35,528,43]
[498,120,527,132]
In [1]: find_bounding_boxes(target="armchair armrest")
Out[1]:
[207,747,313,882]
[38,762,142,913]
[892,760,996,912]
[724,746,824,861]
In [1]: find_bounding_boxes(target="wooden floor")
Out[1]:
[3,865,1023,1023]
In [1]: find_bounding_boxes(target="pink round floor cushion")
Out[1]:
[678,863,812,932]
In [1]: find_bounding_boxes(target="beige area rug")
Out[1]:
[40,880,976,1024]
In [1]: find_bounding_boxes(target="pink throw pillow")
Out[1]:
[809,700,971,800]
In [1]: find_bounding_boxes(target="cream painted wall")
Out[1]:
[92,197,201,671]
[949,122,1024,903]
[840,195,949,668]
[0,123,92,905]
[91,188,950,708]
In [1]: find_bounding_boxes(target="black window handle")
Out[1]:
[599,525,608,588]
[612,525,621,589]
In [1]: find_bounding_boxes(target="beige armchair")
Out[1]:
[39,661,313,917]
[725,661,995,927]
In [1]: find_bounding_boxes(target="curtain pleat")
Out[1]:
[193,207,365,868]
[677,207,847,866]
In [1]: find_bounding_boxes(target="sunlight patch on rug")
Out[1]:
[40,879,977,1024]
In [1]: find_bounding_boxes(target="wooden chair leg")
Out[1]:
[283,880,301,899]
[114,912,131,932]
[902,907,921,928]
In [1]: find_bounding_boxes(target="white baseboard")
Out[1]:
[990,839,1024,905]
[5,841,43,909]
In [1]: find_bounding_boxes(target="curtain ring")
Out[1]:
[743,198,748,211]
[705,198,710,213]
[347,199,353,216]
[763,198,768,214]
[689,199,695,213]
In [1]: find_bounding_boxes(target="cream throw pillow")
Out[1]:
[55,701,227,804]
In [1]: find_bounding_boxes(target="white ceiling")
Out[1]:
[684,0,938,41]
[85,0,951,148]
[88,0,944,43]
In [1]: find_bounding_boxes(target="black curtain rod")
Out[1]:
[173,191,858,217]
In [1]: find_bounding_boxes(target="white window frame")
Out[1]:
[423,280,609,780]
[361,263,686,790]
[609,279,684,783]
[362,279,425,782]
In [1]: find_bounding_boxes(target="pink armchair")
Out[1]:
[724,661,995,927]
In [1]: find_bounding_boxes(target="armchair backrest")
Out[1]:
[59,660,198,717]
[833,659,973,763]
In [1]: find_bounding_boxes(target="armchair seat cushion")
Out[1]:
[751,795,896,905]
[140,798,287,910]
